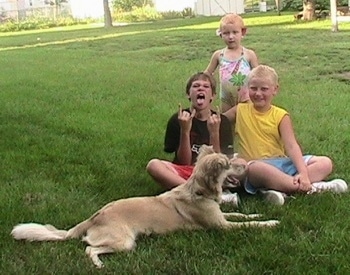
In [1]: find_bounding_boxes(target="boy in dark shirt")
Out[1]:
[146,72,239,206]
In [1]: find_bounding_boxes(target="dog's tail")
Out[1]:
[66,219,93,239]
[11,219,93,242]
[11,223,70,241]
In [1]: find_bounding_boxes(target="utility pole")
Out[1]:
[330,0,338,32]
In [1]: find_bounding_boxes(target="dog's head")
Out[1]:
[196,145,248,188]
[224,156,248,189]
[189,145,247,202]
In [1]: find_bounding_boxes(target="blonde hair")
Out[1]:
[247,65,279,86]
[219,13,245,30]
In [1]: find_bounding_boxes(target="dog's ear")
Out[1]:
[212,156,230,175]
[196,153,229,176]
[199,154,230,201]
[197,145,215,163]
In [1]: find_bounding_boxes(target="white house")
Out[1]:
[0,0,104,19]
[154,0,195,12]
[194,0,244,16]
[69,0,104,19]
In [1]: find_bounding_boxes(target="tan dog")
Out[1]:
[11,145,278,268]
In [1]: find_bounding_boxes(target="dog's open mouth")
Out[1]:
[224,175,241,189]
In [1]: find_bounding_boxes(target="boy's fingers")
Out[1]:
[190,108,196,118]
[216,106,220,116]
[178,103,182,116]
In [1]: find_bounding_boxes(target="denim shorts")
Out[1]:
[244,155,313,194]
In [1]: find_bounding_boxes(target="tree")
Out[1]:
[275,0,282,15]
[103,0,113,28]
[302,0,316,20]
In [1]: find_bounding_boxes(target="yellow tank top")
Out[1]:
[235,103,288,161]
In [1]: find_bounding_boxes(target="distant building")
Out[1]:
[154,0,194,12]
[69,0,103,19]
[0,0,105,20]
[194,0,244,16]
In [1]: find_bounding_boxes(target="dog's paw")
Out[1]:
[246,214,263,219]
[86,246,105,269]
[264,220,280,227]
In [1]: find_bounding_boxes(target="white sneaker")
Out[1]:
[312,179,348,193]
[221,191,240,208]
[260,190,285,206]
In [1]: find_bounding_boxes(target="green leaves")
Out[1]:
[229,72,246,86]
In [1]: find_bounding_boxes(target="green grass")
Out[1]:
[1,12,350,273]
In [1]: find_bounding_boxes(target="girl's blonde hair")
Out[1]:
[247,65,279,86]
[219,13,245,30]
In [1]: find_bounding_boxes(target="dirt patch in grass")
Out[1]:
[333,71,350,83]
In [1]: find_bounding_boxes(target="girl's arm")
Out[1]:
[246,49,259,68]
[279,115,311,192]
[223,105,237,123]
[204,50,220,75]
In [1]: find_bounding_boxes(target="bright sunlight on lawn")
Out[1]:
[1,13,350,273]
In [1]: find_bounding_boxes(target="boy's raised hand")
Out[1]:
[207,106,221,134]
[178,104,196,133]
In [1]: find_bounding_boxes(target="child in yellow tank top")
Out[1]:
[223,65,348,205]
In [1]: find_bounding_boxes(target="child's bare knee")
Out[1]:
[310,156,333,177]
[146,159,160,173]
[321,156,333,174]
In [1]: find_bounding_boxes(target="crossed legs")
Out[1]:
[247,156,333,194]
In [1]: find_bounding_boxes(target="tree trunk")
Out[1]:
[302,0,316,20]
[103,0,113,28]
[275,0,282,15]
[53,2,58,22]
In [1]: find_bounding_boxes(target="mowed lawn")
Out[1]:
[1,13,350,274]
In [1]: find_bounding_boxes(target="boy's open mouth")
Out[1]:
[196,93,205,105]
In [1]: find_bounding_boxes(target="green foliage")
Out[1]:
[159,7,195,20]
[113,5,161,22]
[0,16,93,32]
[182,7,194,18]
[282,0,349,11]
[44,0,68,5]
[160,10,184,20]
[113,0,154,12]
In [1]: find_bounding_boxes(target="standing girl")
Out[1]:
[205,13,259,112]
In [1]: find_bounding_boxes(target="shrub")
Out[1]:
[0,16,93,32]
[182,7,194,18]
[0,19,18,32]
[154,7,195,21]
[282,0,349,11]
[113,5,162,22]
[160,10,183,20]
